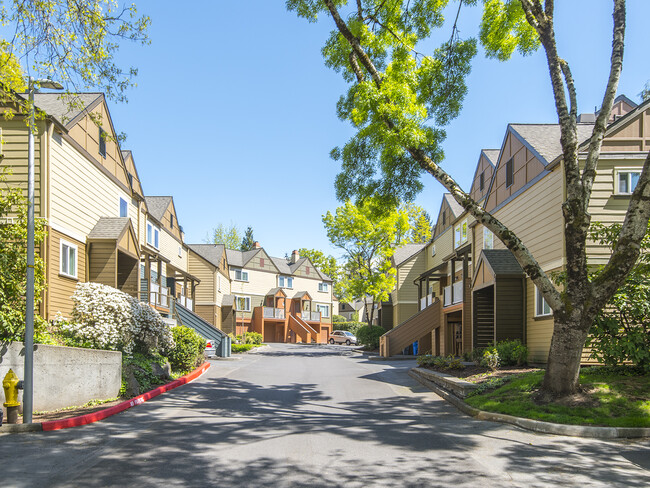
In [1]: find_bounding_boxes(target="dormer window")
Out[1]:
[99,127,107,158]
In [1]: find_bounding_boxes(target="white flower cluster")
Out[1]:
[64,282,174,354]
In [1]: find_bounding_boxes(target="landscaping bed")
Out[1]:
[420,363,541,383]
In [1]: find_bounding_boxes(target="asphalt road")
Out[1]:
[1,343,649,487]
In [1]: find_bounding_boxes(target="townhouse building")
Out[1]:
[381,95,648,363]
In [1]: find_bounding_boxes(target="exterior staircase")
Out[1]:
[174,302,231,357]
[379,299,441,357]
[288,314,318,343]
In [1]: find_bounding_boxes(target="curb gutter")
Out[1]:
[408,368,650,439]
[0,362,211,434]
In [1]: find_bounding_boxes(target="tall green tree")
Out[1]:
[207,222,241,249]
[323,199,409,326]
[401,202,433,243]
[298,247,341,295]
[289,0,650,397]
[0,169,47,342]
[240,226,256,251]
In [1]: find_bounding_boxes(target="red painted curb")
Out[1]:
[41,362,211,431]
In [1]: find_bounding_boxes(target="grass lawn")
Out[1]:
[464,366,650,428]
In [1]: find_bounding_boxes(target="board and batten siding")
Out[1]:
[215,268,231,307]
[46,228,86,318]
[426,227,453,271]
[49,136,136,238]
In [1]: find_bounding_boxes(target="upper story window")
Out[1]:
[99,127,107,158]
[234,269,249,282]
[235,295,251,312]
[483,227,494,250]
[60,240,78,279]
[431,245,436,257]
[178,246,182,257]
[535,286,552,317]
[479,171,485,192]
[505,158,514,188]
[616,169,641,195]
[278,275,293,288]
[146,221,160,249]
[119,197,128,218]
[442,210,446,226]
[317,304,330,318]
[318,282,328,292]
[454,219,468,248]
[170,214,174,230]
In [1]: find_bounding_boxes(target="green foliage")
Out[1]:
[289,0,477,206]
[165,326,206,373]
[0,0,150,102]
[479,0,540,61]
[298,248,340,294]
[232,343,255,353]
[417,354,464,370]
[356,324,385,349]
[323,198,409,319]
[400,202,433,244]
[331,321,365,337]
[243,331,263,345]
[481,340,528,367]
[121,352,169,397]
[240,226,256,251]
[0,168,47,342]
[207,222,241,249]
[585,222,650,371]
[332,314,346,323]
[481,349,500,371]
[640,81,650,102]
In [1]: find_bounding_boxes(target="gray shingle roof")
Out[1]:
[392,243,426,267]
[481,249,525,276]
[222,295,234,307]
[225,248,260,268]
[271,257,292,274]
[443,193,464,219]
[187,244,225,269]
[509,124,595,165]
[87,217,130,240]
[32,93,103,128]
[266,287,285,296]
[482,149,500,166]
[144,196,172,222]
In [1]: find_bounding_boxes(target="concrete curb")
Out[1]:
[0,362,211,435]
[367,355,416,361]
[408,368,650,439]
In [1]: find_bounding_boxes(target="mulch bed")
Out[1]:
[422,364,542,384]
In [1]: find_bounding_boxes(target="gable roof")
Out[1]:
[32,92,103,128]
[392,243,426,267]
[225,248,261,268]
[481,249,525,276]
[271,257,292,274]
[482,149,500,166]
[87,217,131,240]
[443,193,464,219]
[508,123,595,166]
[187,244,225,269]
[144,196,172,222]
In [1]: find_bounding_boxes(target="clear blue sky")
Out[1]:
[104,1,650,260]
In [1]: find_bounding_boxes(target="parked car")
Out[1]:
[204,340,216,358]
[329,330,357,346]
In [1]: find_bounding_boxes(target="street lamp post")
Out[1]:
[23,77,63,424]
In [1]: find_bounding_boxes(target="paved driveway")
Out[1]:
[1,343,649,487]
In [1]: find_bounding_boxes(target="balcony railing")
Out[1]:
[177,295,193,310]
[311,311,321,322]
[147,284,172,309]
[419,293,435,310]
[264,307,285,319]
[443,282,464,307]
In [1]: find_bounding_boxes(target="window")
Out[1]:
[483,227,494,250]
[479,171,485,192]
[234,269,249,281]
[170,214,174,230]
[218,275,221,292]
[99,127,106,158]
[615,169,641,195]
[454,219,468,248]
[119,197,128,218]
[442,210,446,226]
[146,221,160,249]
[306,266,310,275]
[431,245,436,257]
[60,240,77,278]
[317,304,330,318]
[278,275,293,288]
[235,295,251,312]
[505,158,514,188]
[178,246,182,257]
[535,286,552,317]
[318,282,328,292]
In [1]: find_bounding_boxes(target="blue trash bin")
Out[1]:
[413,341,419,356]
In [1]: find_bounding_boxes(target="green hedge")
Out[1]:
[330,321,366,336]
[356,325,385,349]
[166,326,206,373]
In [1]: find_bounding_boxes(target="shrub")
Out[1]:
[121,352,170,396]
[482,349,500,371]
[165,326,206,373]
[478,340,528,367]
[232,343,254,353]
[243,331,263,345]
[332,321,365,337]
[61,282,174,355]
[332,314,346,323]
[417,354,465,370]
[356,324,385,349]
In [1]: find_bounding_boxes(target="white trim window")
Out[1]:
[146,221,160,249]
[318,282,328,292]
[278,275,293,288]
[615,168,641,195]
[235,295,251,312]
[317,304,330,318]
[454,219,468,248]
[60,240,78,278]
[535,286,552,317]
[483,227,494,250]
[178,246,183,257]
[234,269,249,282]
[119,197,128,218]
[431,245,436,257]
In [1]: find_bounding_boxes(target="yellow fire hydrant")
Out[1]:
[3,369,21,424]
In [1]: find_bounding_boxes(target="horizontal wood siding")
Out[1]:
[47,228,86,318]
[525,277,554,363]
[396,253,425,303]
[88,242,117,288]
[427,227,453,270]
[188,252,215,303]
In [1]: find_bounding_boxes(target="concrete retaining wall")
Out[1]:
[1,342,121,415]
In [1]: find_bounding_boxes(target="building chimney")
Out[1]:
[253,241,261,249]
[290,250,299,264]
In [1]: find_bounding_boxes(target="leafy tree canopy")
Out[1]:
[207,222,241,249]
[298,247,341,295]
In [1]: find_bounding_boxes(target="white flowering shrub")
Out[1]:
[64,282,174,354]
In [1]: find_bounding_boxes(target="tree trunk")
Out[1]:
[541,315,591,397]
